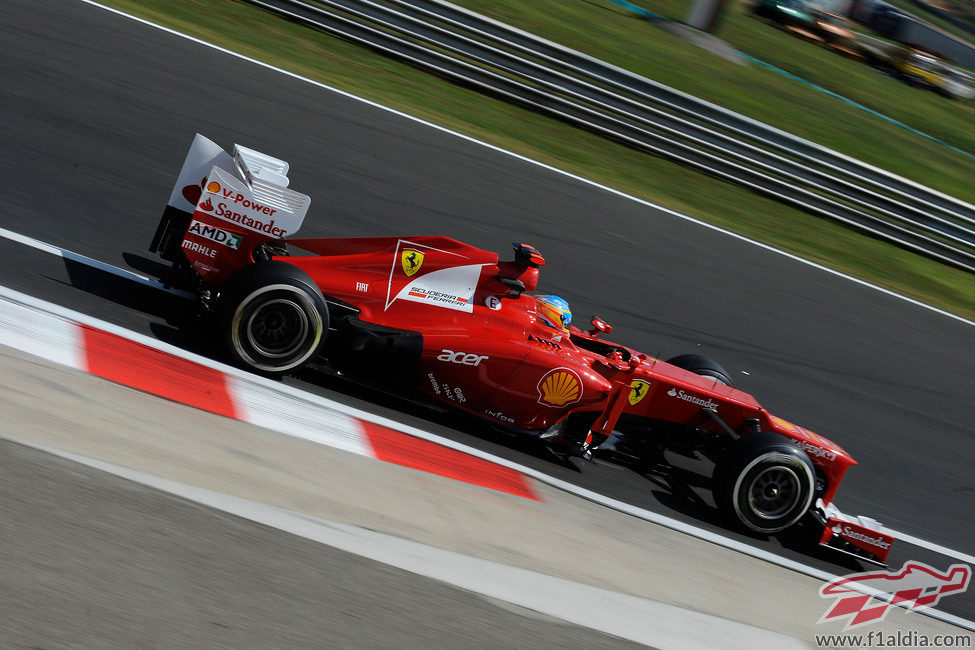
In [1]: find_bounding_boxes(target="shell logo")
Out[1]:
[537,368,582,407]
[206,181,221,194]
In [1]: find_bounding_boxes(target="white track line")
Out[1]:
[75,0,975,331]
[886,529,975,566]
[0,227,195,300]
[1,278,973,633]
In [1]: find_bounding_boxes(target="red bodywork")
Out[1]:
[155,134,891,563]
[180,230,857,506]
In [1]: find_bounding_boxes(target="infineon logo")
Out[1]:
[188,220,241,250]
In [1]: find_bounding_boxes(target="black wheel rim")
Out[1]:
[746,466,800,520]
[246,298,310,359]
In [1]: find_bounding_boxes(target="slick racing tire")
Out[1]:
[665,354,735,388]
[712,432,815,534]
[219,262,328,375]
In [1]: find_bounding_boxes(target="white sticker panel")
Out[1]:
[195,166,307,238]
[392,264,484,313]
[167,133,235,213]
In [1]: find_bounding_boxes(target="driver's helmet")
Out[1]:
[534,295,572,332]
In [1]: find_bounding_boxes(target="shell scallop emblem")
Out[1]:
[537,368,582,407]
[206,181,221,194]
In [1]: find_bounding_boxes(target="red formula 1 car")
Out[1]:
[149,135,895,564]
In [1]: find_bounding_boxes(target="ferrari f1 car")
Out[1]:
[149,135,896,565]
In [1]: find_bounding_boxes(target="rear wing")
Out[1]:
[150,134,311,285]
[166,133,310,235]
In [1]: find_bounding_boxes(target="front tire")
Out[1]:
[219,262,328,375]
[713,432,815,534]
[666,353,735,387]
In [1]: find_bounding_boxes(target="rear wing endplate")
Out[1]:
[166,133,310,238]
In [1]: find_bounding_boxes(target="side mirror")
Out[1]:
[588,315,612,337]
[496,276,526,298]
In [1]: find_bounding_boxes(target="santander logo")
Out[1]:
[666,387,719,410]
[831,523,892,549]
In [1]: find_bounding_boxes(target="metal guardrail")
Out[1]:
[244,0,975,272]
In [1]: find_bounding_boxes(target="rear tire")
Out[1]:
[666,353,735,387]
[219,262,328,375]
[713,432,815,534]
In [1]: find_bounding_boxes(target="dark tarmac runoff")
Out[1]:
[0,438,645,649]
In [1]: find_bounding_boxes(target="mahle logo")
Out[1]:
[187,220,241,250]
[401,249,424,276]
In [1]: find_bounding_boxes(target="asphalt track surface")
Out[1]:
[0,438,642,648]
[2,0,973,624]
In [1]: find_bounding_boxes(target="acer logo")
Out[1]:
[437,350,488,366]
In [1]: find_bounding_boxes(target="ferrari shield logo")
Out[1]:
[628,380,650,406]
[401,249,424,277]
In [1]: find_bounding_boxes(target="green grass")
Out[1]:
[449,0,975,202]
[97,0,975,319]
[883,0,975,47]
